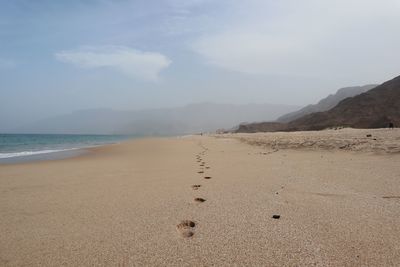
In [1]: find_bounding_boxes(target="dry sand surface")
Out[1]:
[225,128,400,153]
[1,129,400,266]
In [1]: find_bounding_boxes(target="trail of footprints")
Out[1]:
[176,141,211,238]
[175,141,284,238]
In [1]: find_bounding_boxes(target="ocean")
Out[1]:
[0,134,132,162]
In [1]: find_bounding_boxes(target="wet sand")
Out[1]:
[1,129,400,266]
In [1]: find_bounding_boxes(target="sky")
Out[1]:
[1,0,400,130]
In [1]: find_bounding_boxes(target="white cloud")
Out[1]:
[193,32,308,75]
[191,0,400,80]
[55,46,171,81]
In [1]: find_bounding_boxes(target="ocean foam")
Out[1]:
[0,148,78,159]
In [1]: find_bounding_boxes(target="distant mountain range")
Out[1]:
[13,103,300,135]
[277,84,377,123]
[237,75,399,132]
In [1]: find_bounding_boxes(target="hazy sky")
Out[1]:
[1,0,400,130]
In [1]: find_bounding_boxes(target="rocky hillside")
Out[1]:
[286,75,400,130]
[236,75,399,133]
[277,84,376,123]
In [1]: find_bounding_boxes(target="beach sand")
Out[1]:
[1,129,400,266]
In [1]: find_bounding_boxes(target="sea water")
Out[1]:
[0,134,132,161]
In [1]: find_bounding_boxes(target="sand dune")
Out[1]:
[1,130,400,266]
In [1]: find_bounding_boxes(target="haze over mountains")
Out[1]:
[237,75,400,132]
[8,75,399,136]
[277,84,377,123]
[12,103,300,135]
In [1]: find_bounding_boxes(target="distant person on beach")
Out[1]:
[388,122,394,129]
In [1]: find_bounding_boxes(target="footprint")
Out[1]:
[205,167,210,169]
[204,176,211,179]
[198,171,204,174]
[194,198,206,203]
[191,185,201,190]
[176,220,196,238]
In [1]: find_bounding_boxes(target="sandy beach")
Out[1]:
[1,129,400,266]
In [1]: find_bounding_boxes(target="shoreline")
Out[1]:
[0,148,87,164]
[0,134,199,165]
[0,136,140,165]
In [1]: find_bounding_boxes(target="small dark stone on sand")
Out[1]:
[366,134,372,137]
[272,215,280,219]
